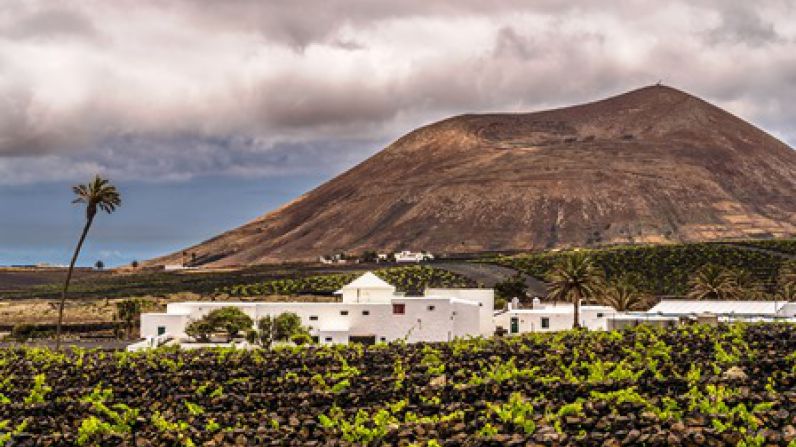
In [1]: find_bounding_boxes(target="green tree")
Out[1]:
[274,312,306,341]
[56,176,121,349]
[254,313,309,347]
[208,307,253,341]
[185,307,253,342]
[546,253,604,328]
[687,264,739,300]
[775,282,796,303]
[724,268,763,300]
[185,320,214,342]
[116,299,143,339]
[779,261,796,288]
[95,260,105,270]
[494,274,528,303]
[600,278,648,311]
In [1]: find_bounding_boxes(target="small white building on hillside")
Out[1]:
[141,272,494,345]
[394,251,434,263]
[494,298,615,334]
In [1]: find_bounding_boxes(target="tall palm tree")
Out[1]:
[56,176,121,349]
[687,264,738,300]
[600,278,649,311]
[546,253,604,328]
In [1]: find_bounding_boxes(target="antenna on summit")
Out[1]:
[656,80,662,86]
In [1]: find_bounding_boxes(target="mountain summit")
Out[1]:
[152,85,796,266]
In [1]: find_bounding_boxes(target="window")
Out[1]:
[427,305,435,311]
[541,317,550,329]
[392,303,405,315]
[340,310,349,316]
[325,337,333,342]
[157,326,166,336]
[596,313,604,318]
[362,310,370,316]
[309,315,318,321]
[380,336,386,342]
[510,317,519,334]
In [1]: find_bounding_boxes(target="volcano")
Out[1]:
[151,85,796,266]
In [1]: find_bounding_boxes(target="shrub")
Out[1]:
[290,333,313,346]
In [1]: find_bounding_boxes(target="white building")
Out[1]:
[394,251,433,263]
[140,272,493,345]
[605,299,796,329]
[494,298,615,334]
[647,299,796,319]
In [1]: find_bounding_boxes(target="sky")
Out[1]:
[1,0,795,266]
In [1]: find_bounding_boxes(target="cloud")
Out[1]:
[0,0,794,185]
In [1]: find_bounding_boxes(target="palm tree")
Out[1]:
[56,176,121,349]
[546,253,604,328]
[775,282,796,303]
[724,268,763,300]
[116,299,142,339]
[687,264,738,300]
[779,261,796,288]
[600,278,649,311]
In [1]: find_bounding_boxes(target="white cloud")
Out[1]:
[0,0,794,185]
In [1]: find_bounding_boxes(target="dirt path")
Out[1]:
[432,261,547,296]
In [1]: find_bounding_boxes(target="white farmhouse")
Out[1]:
[140,272,494,345]
[494,298,615,334]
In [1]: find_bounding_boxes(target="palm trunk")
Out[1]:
[55,216,94,350]
[572,290,581,329]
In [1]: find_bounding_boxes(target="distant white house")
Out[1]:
[319,253,356,265]
[140,272,494,345]
[163,264,199,271]
[394,251,434,263]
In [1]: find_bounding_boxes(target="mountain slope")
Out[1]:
[151,85,796,266]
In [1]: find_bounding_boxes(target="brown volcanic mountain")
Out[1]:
[152,85,796,266]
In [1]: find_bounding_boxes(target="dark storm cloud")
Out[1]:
[0,0,794,185]
[0,6,97,41]
[705,3,782,46]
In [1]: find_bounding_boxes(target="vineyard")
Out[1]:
[1,265,475,302]
[216,266,476,297]
[494,243,791,296]
[1,324,795,445]
[730,239,796,257]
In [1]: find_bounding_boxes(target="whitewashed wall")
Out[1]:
[143,298,482,343]
[426,288,495,335]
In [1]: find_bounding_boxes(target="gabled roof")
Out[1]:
[648,300,786,316]
[340,272,395,290]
